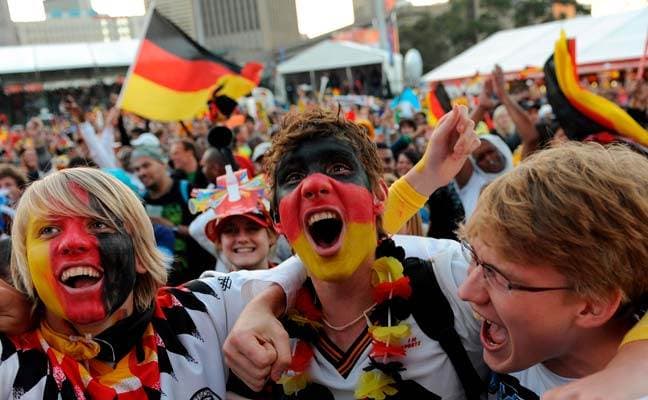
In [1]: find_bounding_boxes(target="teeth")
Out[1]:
[308,212,339,226]
[61,266,101,282]
[234,248,255,253]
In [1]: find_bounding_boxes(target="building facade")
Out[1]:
[0,0,18,45]
[3,0,144,45]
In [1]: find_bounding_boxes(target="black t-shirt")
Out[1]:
[171,168,209,189]
[426,184,465,241]
[144,179,215,285]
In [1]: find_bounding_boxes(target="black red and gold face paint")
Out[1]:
[275,137,380,281]
[26,184,136,326]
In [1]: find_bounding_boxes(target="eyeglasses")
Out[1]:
[460,240,573,293]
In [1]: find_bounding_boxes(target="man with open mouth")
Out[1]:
[225,105,492,400]
[457,143,648,399]
[0,167,304,399]
[224,108,648,399]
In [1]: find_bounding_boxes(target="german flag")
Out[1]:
[119,9,262,122]
[426,83,452,126]
[545,30,647,146]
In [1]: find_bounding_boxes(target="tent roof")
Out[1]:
[422,8,648,82]
[0,40,139,74]
[277,40,401,74]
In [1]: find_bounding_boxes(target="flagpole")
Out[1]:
[637,27,648,80]
[116,1,157,109]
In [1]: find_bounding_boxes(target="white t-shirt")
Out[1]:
[279,235,487,400]
[509,363,573,397]
[497,363,648,400]
[0,261,303,399]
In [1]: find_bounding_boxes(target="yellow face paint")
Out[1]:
[292,222,377,282]
[26,216,66,319]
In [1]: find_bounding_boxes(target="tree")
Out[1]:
[399,0,590,73]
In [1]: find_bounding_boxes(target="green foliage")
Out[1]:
[513,0,551,27]
[399,0,590,72]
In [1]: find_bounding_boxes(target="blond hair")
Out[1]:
[462,142,648,303]
[398,212,424,236]
[11,168,169,312]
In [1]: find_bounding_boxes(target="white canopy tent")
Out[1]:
[422,8,648,83]
[276,40,403,96]
[0,40,139,74]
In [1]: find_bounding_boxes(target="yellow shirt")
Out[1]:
[622,313,648,345]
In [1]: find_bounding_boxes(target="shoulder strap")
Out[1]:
[180,179,190,203]
[403,257,486,400]
[490,373,540,400]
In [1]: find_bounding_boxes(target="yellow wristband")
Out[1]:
[383,177,428,235]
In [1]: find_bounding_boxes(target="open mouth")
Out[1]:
[306,210,344,254]
[481,318,508,351]
[59,266,104,289]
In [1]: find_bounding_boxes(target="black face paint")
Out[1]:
[97,230,137,315]
[90,195,138,316]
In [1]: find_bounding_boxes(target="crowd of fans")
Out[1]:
[0,68,646,288]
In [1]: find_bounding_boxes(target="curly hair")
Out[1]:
[264,108,382,212]
[461,142,648,304]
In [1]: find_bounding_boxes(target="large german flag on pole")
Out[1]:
[118,8,262,121]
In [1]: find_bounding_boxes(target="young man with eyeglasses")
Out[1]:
[458,143,648,398]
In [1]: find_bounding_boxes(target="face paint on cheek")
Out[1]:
[278,174,378,282]
[27,215,107,325]
[26,222,66,319]
[97,230,137,315]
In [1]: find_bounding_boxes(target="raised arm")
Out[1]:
[492,65,539,157]
[470,79,495,125]
[382,105,479,234]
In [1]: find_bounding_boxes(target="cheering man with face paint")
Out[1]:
[224,106,490,399]
[0,167,303,399]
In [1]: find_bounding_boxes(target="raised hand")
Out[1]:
[478,79,496,111]
[492,64,507,100]
[405,104,479,196]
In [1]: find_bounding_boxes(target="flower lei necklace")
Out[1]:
[279,238,414,399]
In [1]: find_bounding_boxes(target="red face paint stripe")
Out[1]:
[279,174,376,243]
[48,216,106,323]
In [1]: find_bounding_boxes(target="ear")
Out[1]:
[574,289,624,329]
[136,262,147,274]
[372,179,388,216]
[267,229,278,247]
[213,237,223,251]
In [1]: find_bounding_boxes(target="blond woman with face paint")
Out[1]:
[0,167,304,399]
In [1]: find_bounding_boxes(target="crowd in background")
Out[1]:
[0,68,646,287]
